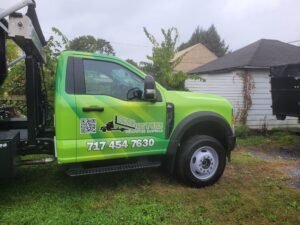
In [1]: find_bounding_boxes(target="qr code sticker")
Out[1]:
[80,118,96,134]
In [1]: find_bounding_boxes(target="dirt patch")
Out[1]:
[245,147,300,161]
[278,147,300,159]
[240,146,300,189]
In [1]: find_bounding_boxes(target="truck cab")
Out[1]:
[55,51,236,187]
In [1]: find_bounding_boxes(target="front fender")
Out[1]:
[165,111,235,172]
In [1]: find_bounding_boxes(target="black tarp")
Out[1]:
[270,63,300,78]
[270,64,300,118]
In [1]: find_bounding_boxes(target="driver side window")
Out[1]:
[83,60,144,101]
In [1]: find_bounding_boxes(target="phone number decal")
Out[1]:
[87,139,155,151]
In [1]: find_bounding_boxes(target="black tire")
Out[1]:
[176,135,226,188]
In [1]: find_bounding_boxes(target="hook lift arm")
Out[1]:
[0,0,53,162]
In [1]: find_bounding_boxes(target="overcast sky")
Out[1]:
[2,0,300,62]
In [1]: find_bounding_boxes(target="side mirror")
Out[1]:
[144,75,156,101]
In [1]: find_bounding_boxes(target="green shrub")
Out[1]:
[235,124,250,138]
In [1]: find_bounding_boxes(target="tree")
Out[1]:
[178,25,229,57]
[126,59,139,68]
[139,61,155,76]
[6,39,20,62]
[67,35,115,55]
[142,27,187,90]
[43,27,70,123]
[47,27,69,57]
[0,40,25,98]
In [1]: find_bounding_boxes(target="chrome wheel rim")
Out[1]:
[190,146,219,181]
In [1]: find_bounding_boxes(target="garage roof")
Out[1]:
[189,39,300,74]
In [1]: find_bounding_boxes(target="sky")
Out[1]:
[1,0,300,62]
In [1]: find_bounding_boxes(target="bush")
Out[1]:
[235,124,250,138]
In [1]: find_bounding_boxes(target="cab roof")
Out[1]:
[60,51,122,61]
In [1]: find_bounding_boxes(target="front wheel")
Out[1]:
[176,135,226,188]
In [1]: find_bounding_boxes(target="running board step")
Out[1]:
[66,161,161,177]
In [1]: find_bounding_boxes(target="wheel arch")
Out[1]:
[165,111,233,173]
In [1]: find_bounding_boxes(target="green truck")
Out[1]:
[0,0,235,188]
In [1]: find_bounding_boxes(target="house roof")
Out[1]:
[173,43,217,73]
[189,39,300,74]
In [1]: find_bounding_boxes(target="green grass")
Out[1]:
[0,133,300,225]
[237,129,300,148]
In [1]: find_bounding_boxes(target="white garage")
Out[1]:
[186,39,300,129]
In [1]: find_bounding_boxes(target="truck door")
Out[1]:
[73,57,167,162]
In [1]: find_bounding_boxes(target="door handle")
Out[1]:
[82,107,104,112]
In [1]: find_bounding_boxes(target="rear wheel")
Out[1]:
[177,135,226,188]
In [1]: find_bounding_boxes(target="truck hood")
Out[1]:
[163,91,233,125]
[164,91,231,106]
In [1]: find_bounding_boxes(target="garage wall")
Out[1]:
[185,71,243,112]
[185,70,299,129]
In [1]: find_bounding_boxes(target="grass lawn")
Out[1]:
[0,132,299,225]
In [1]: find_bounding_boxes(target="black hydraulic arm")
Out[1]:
[0,0,51,149]
[0,19,7,86]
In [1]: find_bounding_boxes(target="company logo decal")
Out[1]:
[101,115,163,134]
